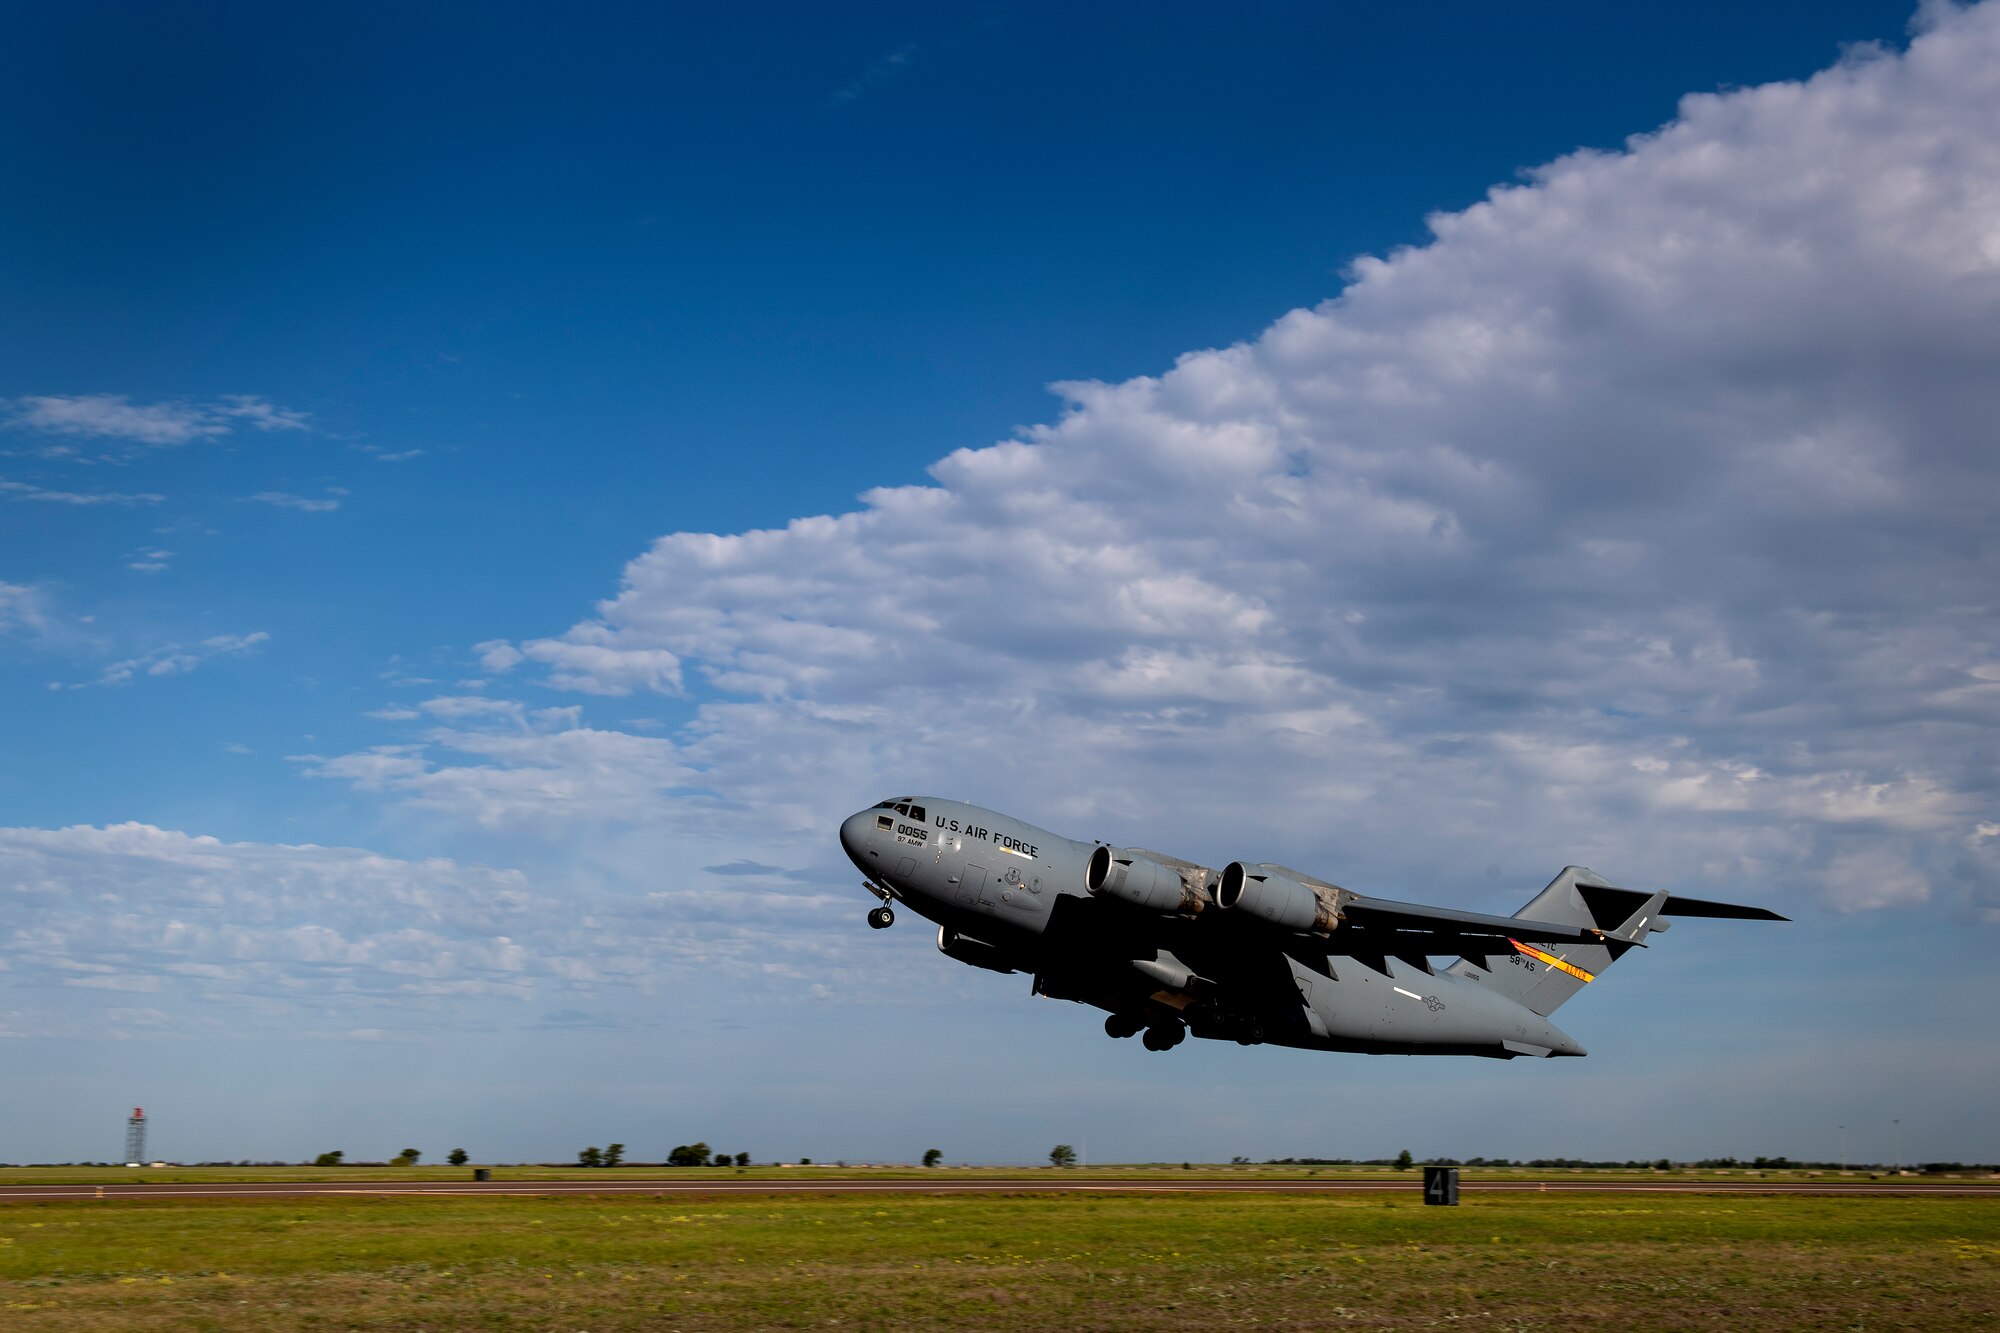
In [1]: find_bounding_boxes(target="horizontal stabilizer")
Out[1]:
[1661,895,1788,921]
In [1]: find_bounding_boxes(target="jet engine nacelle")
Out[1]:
[1217,862,1339,933]
[1087,846,1189,914]
[937,926,1017,975]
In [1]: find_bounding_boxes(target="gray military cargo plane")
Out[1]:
[839,797,1785,1059]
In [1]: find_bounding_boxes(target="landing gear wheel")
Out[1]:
[1104,1013,1143,1040]
[866,906,894,929]
[1142,1023,1184,1051]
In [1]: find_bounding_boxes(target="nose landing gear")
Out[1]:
[861,879,896,929]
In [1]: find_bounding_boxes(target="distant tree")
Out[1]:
[799,1157,811,1166]
[448,1148,469,1166]
[314,1150,344,1167]
[603,1143,625,1168]
[578,1146,603,1168]
[1049,1144,1077,1168]
[1654,1158,1672,1171]
[922,1148,942,1168]
[393,1148,422,1166]
[1394,1149,1414,1170]
[734,1152,750,1167]
[667,1142,712,1167]
[713,1151,732,1167]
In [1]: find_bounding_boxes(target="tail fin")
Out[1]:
[1446,867,1665,1016]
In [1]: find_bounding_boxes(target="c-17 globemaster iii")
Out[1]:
[839,797,1785,1059]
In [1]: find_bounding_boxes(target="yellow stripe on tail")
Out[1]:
[1508,938,1596,983]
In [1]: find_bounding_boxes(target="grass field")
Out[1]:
[4,1188,1997,1330]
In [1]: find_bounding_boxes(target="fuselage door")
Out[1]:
[956,862,990,909]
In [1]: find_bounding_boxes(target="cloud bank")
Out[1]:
[0,822,863,1039]
[0,824,545,1032]
[350,8,2000,921]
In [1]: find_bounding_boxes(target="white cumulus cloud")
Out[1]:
[476,629,683,696]
[323,5,2000,920]
[301,702,699,831]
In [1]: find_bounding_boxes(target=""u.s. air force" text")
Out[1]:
[937,817,1037,859]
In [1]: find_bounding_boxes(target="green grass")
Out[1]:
[3,1191,1997,1329]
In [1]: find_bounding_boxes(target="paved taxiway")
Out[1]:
[4,1177,1996,1202]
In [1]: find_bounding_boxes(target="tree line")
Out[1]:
[1258,1154,1995,1172]
[301,1145,977,1168]
[298,1146,1989,1173]
[312,1149,467,1167]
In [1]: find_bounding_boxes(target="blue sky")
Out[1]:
[4,1,1995,1167]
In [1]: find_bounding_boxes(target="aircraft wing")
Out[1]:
[1344,892,1608,932]
[1330,888,1787,950]
[1337,894,1610,944]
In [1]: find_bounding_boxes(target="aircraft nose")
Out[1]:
[839,810,877,868]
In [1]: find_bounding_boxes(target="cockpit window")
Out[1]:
[908,804,926,822]
[875,800,897,809]
[894,803,910,816]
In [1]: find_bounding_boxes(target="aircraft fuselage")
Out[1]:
[839,797,1590,1059]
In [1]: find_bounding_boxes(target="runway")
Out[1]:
[4,1176,1996,1202]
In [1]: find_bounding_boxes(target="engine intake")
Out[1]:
[936,926,1017,975]
[1087,846,1195,914]
[1217,862,1340,934]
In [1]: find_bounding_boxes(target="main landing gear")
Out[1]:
[1105,1012,1186,1050]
